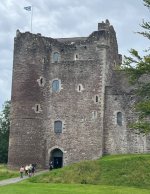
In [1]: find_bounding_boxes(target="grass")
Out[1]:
[0,183,150,194]
[0,164,18,181]
[1,154,150,194]
[25,154,150,188]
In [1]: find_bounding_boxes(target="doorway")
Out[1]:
[50,148,63,169]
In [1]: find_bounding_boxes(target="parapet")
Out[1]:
[98,19,110,31]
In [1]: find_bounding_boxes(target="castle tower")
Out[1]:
[8,20,121,169]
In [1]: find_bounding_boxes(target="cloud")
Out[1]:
[0,0,149,110]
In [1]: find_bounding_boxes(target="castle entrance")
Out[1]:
[50,148,63,169]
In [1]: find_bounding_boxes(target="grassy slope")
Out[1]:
[0,164,18,181]
[26,154,150,188]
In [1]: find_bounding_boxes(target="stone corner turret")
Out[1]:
[98,19,110,31]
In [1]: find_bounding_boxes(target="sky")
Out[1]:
[0,0,149,110]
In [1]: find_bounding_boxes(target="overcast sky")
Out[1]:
[0,0,149,110]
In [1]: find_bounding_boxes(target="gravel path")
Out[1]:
[0,170,48,186]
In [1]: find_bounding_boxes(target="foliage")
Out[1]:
[26,154,150,188]
[121,0,150,134]
[0,101,11,163]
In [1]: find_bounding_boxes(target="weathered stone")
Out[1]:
[8,20,149,169]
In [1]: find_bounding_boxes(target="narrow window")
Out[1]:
[54,121,62,133]
[96,96,98,103]
[37,77,45,87]
[77,84,83,92]
[53,52,60,62]
[40,78,43,85]
[92,111,97,119]
[75,54,79,60]
[79,85,81,91]
[36,105,39,112]
[32,104,41,113]
[52,80,60,92]
[117,112,123,126]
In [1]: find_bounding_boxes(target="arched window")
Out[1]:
[117,112,123,126]
[54,121,62,133]
[53,52,60,62]
[52,80,60,92]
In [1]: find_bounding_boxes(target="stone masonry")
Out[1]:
[8,20,150,169]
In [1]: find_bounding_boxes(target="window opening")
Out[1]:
[92,111,97,119]
[36,105,39,112]
[117,112,123,126]
[53,52,60,62]
[96,96,98,102]
[52,80,60,92]
[40,78,43,85]
[75,54,79,60]
[54,121,62,133]
[79,85,81,91]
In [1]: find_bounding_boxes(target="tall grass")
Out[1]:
[0,164,18,180]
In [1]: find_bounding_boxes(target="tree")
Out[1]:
[121,0,150,134]
[0,101,11,163]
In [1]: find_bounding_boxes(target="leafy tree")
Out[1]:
[0,101,11,163]
[121,0,150,134]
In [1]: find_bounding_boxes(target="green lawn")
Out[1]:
[1,154,150,194]
[0,164,18,181]
[26,154,150,188]
[0,183,150,194]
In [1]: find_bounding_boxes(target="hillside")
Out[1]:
[26,154,150,188]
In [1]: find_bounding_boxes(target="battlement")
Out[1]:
[98,19,110,31]
[15,20,116,46]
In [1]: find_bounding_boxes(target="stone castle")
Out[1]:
[8,20,150,169]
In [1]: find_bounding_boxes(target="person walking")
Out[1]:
[31,164,36,176]
[28,164,32,177]
[25,165,29,175]
[19,166,24,178]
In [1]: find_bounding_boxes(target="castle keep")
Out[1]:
[8,20,150,169]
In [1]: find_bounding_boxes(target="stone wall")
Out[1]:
[103,71,148,154]
[8,20,149,169]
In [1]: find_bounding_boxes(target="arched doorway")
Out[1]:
[50,148,63,169]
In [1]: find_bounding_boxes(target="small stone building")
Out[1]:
[8,20,150,169]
